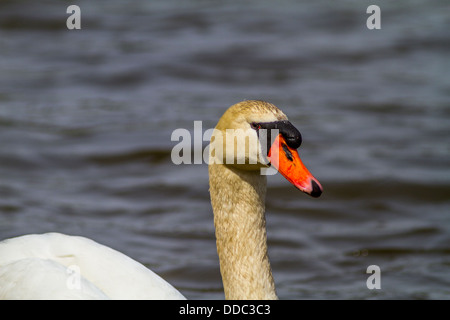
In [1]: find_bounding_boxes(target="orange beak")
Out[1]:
[268,134,323,197]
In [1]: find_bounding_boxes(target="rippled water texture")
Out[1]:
[0,0,449,299]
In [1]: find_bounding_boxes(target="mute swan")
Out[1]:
[0,100,322,300]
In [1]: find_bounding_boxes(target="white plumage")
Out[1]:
[0,233,185,300]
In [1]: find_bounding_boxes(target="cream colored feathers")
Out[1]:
[208,100,287,299]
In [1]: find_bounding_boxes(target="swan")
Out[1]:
[0,100,322,300]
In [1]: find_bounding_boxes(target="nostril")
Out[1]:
[310,180,322,198]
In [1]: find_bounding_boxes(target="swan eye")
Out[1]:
[250,122,260,130]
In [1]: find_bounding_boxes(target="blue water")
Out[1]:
[0,0,449,299]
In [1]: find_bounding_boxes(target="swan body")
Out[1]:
[0,100,322,300]
[0,233,185,299]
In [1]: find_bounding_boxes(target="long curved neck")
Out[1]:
[209,163,277,300]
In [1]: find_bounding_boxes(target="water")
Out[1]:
[0,0,449,299]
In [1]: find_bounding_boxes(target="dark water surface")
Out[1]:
[0,0,449,299]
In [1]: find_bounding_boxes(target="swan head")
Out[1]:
[210,100,322,197]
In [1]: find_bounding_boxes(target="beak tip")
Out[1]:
[309,180,323,198]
